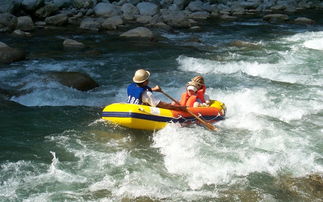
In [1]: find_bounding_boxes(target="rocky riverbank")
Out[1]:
[0,0,322,91]
[1,0,321,34]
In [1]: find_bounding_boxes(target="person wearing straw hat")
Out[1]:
[127,69,186,111]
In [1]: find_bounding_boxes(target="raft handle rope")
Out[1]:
[175,115,193,123]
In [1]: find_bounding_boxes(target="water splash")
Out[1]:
[153,122,322,191]
[304,38,323,50]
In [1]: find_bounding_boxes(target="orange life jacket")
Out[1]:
[179,92,197,107]
[196,85,206,103]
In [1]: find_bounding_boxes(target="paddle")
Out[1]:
[160,90,218,131]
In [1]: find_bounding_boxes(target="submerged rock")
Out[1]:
[102,16,123,30]
[51,0,71,9]
[0,44,26,64]
[68,12,83,25]
[63,39,85,48]
[0,98,24,108]
[120,27,153,38]
[48,71,99,91]
[80,17,102,31]
[137,2,159,16]
[73,0,95,9]
[0,42,8,48]
[220,14,238,21]
[17,16,34,31]
[294,17,315,24]
[0,0,19,13]
[45,13,68,25]
[230,40,261,48]
[161,10,191,28]
[263,14,289,23]
[187,0,206,12]
[83,49,102,57]
[22,0,44,11]
[189,11,210,20]
[0,13,17,33]
[136,15,153,24]
[0,86,30,108]
[121,3,139,20]
[278,174,323,200]
[94,2,119,18]
[13,29,32,37]
[35,4,60,18]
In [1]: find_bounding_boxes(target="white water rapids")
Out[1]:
[0,22,322,201]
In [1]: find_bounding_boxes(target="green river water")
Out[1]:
[0,12,322,201]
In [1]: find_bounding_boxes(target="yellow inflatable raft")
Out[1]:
[102,100,226,130]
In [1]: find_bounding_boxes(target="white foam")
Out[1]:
[151,73,323,190]
[214,87,323,132]
[114,169,170,199]
[304,38,323,50]
[88,118,106,126]
[285,31,323,43]
[285,31,323,50]
[0,161,29,199]
[42,152,88,184]
[188,55,319,85]
[44,130,207,200]
[176,55,282,79]
[1,25,323,201]
[89,175,116,192]
[152,122,323,190]
[153,126,237,189]
[24,60,96,74]
[23,193,52,202]
[215,88,269,130]
[176,32,323,86]
[26,61,67,72]
[9,82,117,107]
[0,151,87,201]
[1,59,113,107]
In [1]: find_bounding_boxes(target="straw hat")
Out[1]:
[133,69,150,83]
[191,75,204,87]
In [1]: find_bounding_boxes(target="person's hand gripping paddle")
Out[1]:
[160,90,218,131]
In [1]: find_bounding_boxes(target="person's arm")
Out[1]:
[157,101,187,111]
[142,90,160,107]
[204,93,211,105]
[142,90,186,111]
[142,86,163,106]
[151,85,161,92]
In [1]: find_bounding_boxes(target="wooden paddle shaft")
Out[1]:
[160,90,217,131]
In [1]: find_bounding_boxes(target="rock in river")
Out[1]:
[48,71,99,91]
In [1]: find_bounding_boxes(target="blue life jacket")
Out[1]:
[127,83,152,104]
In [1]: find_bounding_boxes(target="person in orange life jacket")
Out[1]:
[127,69,186,111]
[179,81,201,107]
[191,75,210,106]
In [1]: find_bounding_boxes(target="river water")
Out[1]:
[0,12,322,201]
